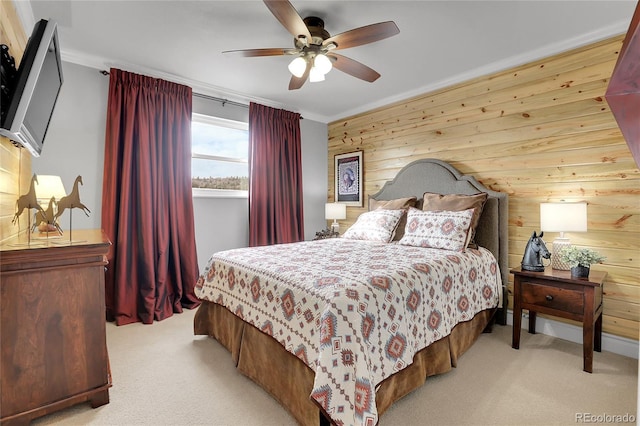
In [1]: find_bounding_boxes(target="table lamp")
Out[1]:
[325,202,347,234]
[540,202,587,270]
[34,175,66,232]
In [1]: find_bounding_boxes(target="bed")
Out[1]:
[194,158,508,425]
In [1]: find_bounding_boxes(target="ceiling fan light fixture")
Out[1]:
[297,35,309,47]
[314,54,332,75]
[288,56,307,77]
[228,0,400,90]
[309,66,325,82]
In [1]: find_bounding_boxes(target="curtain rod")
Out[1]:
[99,69,303,118]
[99,69,248,109]
[193,92,248,109]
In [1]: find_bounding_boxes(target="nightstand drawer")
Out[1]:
[521,281,584,315]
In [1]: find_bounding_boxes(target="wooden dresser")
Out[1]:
[0,229,112,425]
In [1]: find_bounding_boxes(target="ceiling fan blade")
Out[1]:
[264,0,312,42]
[323,21,399,50]
[288,61,311,90]
[223,48,296,57]
[328,53,380,82]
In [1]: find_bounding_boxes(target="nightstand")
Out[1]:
[511,267,606,373]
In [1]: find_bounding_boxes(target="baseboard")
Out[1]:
[506,310,639,360]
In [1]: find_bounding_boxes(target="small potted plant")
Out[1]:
[558,246,606,278]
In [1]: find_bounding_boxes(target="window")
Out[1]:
[191,113,248,197]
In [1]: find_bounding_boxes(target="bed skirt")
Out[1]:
[194,301,495,425]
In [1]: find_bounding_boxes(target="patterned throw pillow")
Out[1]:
[398,207,475,251]
[369,196,417,241]
[341,209,405,243]
[422,192,488,248]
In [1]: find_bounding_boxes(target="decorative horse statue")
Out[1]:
[54,175,91,222]
[31,196,63,234]
[12,174,45,225]
[521,231,551,272]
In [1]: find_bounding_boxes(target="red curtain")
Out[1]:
[248,102,304,246]
[102,68,200,326]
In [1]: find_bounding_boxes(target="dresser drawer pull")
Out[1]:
[545,295,553,301]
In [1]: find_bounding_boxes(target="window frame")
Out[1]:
[191,113,249,199]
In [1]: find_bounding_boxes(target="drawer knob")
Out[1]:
[545,295,553,301]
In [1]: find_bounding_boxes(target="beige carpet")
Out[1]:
[33,308,638,426]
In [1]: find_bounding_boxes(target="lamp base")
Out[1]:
[552,237,571,270]
[331,220,340,234]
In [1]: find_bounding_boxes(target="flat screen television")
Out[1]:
[0,19,63,157]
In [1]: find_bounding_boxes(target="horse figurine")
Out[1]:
[12,174,45,225]
[31,196,63,234]
[54,175,91,222]
[521,231,551,272]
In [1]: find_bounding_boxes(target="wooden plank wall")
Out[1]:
[328,35,640,341]
[0,1,30,243]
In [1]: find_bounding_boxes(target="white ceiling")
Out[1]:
[20,1,637,123]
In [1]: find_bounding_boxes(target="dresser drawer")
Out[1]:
[520,281,584,315]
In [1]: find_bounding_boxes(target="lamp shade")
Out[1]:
[540,202,587,232]
[540,202,587,270]
[288,57,307,78]
[309,67,325,82]
[325,202,346,220]
[34,175,66,204]
[314,54,332,75]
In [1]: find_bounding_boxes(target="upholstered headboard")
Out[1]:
[371,159,508,324]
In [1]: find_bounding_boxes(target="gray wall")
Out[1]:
[32,62,328,271]
[32,62,107,231]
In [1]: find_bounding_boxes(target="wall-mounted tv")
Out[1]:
[0,19,63,157]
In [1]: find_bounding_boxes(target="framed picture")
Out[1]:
[335,151,363,206]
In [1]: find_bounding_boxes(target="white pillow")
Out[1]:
[341,209,404,243]
[398,207,474,251]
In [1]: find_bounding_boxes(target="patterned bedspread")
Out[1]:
[196,238,501,426]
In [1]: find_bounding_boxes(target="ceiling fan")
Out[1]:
[223,0,400,90]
